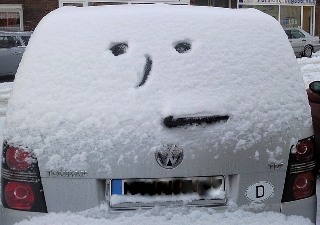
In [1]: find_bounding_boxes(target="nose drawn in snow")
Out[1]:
[137,55,152,87]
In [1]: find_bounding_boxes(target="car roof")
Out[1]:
[0,31,32,36]
[284,28,312,36]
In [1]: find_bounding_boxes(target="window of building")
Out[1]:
[241,5,279,20]
[238,1,316,35]
[280,6,301,29]
[0,5,23,31]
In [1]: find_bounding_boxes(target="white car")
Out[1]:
[0,5,317,224]
[285,28,320,58]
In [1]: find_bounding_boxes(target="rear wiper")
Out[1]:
[164,115,229,128]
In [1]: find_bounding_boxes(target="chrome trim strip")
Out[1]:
[289,161,316,174]
[1,168,38,183]
[111,199,226,209]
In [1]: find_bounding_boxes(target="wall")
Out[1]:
[316,0,320,35]
[1,0,58,31]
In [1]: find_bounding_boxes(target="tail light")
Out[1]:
[1,143,47,212]
[282,136,317,202]
[5,146,34,171]
[4,181,35,210]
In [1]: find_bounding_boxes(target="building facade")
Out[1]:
[238,0,316,35]
[0,0,58,31]
[0,0,319,35]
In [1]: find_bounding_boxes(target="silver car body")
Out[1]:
[1,6,317,224]
[285,28,320,57]
[0,32,32,78]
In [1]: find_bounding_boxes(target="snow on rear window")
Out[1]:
[4,5,311,171]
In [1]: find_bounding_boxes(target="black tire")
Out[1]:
[303,45,313,58]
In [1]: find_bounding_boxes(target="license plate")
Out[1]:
[110,176,226,208]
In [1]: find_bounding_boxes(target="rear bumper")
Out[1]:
[281,195,317,224]
[1,196,316,225]
[0,205,46,225]
[313,44,320,53]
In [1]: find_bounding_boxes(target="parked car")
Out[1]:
[285,28,320,58]
[0,31,32,80]
[0,5,317,224]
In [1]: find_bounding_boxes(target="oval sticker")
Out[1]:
[245,181,274,202]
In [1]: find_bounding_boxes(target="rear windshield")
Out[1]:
[5,5,312,169]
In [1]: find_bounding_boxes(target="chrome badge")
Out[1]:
[155,144,183,169]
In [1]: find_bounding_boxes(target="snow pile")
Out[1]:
[298,51,320,87]
[15,205,314,225]
[4,5,311,171]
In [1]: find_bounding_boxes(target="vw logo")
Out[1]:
[155,144,183,169]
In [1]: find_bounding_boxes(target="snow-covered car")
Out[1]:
[285,28,320,58]
[0,5,317,225]
[0,31,32,80]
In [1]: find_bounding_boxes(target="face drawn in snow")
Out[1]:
[109,40,230,128]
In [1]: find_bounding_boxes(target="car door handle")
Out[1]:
[302,40,306,41]
[13,52,22,55]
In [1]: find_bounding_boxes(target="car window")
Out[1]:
[291,30,305,39]
[20,35,30,45]
[285,30,292,39]
[0,35,21,48]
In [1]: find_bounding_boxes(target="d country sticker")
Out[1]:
[245,181,274,202]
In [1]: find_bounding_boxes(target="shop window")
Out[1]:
[241,5,279,20]
[0,12,21,31]
[280,6,301,29]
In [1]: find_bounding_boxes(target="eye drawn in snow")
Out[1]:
[174,40,192,53]
[110,42,128,56]
[245,181,274,202]
[155,144,183,169]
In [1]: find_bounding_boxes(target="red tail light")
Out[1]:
[292,172,315,200]
[4,181,35,210]
[294,139,314,162]
[282,136,316,203]
[1,143,47,212]
[5,147,33,171]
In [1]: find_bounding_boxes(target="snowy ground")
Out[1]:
[298,51,320,88]
[1,52,320,224]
